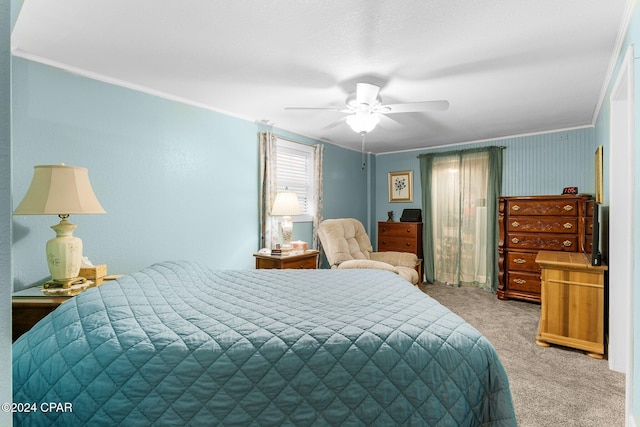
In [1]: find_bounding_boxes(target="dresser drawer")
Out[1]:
[507,217,578,234]
[506,199,580,217]
[378,236,418,253]
[506,252,540,273]
[378,223,420,237]
[254,251,319,270]
[279,257,317,269]
[507,271,541,294]
[258,257,316,269]
[507,233,579,251]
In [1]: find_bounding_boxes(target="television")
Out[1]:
[584,200,602,266]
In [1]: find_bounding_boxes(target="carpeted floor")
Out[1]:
[419,282,626,427]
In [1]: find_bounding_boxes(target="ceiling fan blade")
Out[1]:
[356,83,380,106]
[376,114,404,131]
[285,106,348,112]
[322,116,348,130]
[382,100,450,113]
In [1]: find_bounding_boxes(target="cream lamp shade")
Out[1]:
[271,191,301,251]
[14,164,105,287]
[14,164,105,215]
[271,191,302,217]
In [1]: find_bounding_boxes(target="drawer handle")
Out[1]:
[406,242,411,246]
[563,240,572,247]
[563,222,573,229]
[381,227,387,232]
[511,205,520,211]
[513,279,527,284]
[563,205,573,211]
[512,221,520,228]
[513,258,527,264]
[511,238,520,244]
[381,240,386,245]
[406,229,411,233]
[298,265,305,269]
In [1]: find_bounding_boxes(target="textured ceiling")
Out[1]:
[11,0,630,153]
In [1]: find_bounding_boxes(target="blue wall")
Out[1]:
[594,1,640,420]
[0,0,11,421]
[373,128,596,243]
[12,60,368,291]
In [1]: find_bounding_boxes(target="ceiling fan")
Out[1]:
[285,82,450,134]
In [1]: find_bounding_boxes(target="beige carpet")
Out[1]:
[419,282,626,427]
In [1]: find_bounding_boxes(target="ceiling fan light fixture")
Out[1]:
[346,112,380,134]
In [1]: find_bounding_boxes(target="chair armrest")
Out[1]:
[337,259,399,273]
[371,251,419,268]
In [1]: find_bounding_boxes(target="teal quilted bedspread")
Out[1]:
[13,261,516,426]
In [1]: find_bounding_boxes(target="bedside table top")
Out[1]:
[13,286,74,302]
[253,249,319,260]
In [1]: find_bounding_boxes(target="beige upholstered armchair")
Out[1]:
[317,218,420,285]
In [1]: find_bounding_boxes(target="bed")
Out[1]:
[13,261,516,426]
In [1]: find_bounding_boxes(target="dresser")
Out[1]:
[535,251,607,358]
[497,195,591,303]
[378,221,423,280]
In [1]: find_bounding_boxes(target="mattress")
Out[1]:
[13,261,516,426]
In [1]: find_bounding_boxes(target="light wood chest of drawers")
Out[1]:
[497,195,591,303]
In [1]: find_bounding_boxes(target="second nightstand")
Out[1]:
[254,250,319,270]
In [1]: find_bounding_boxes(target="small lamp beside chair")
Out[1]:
[14,164,106,288]
[271,190,301,253]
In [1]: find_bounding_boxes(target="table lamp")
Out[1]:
[271,190,301,252]
[14,164,106,288]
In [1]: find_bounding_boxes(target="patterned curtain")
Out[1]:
[311,144,324,249]
[259,132,324,251]
[259,131,279,249]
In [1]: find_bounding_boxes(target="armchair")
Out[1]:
[317,218,420,285]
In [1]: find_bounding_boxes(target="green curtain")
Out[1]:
[419,154,436,283]
[418,146,503,291]
[485,146,503,291]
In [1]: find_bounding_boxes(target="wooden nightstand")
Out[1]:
[535,251,607,358]
[12,291,70,341]
[254,250,319,269]
[12,275,122,341]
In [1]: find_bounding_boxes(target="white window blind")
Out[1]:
[276,138,314,220]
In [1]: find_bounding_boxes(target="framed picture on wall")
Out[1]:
[388,170,413,202]
[595,145,603,204]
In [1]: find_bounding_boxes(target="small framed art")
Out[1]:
[595,145,603,204]
[388,170,413,202]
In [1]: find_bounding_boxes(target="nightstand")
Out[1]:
[12,275,122,341]
[535,251,607,359]
[254,250,319,269]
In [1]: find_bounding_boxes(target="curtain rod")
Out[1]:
[416,145,506,158]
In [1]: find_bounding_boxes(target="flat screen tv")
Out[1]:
[585,200,602,266]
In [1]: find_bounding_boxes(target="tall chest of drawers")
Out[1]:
[497,195,591,303]
[378,221,424,280]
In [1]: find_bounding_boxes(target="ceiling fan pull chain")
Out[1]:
[361,133,366,169]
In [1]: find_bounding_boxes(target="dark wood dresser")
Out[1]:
[378,221,424,280]
[497,195,591,303]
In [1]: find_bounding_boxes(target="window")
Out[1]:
[276,138,315,222]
